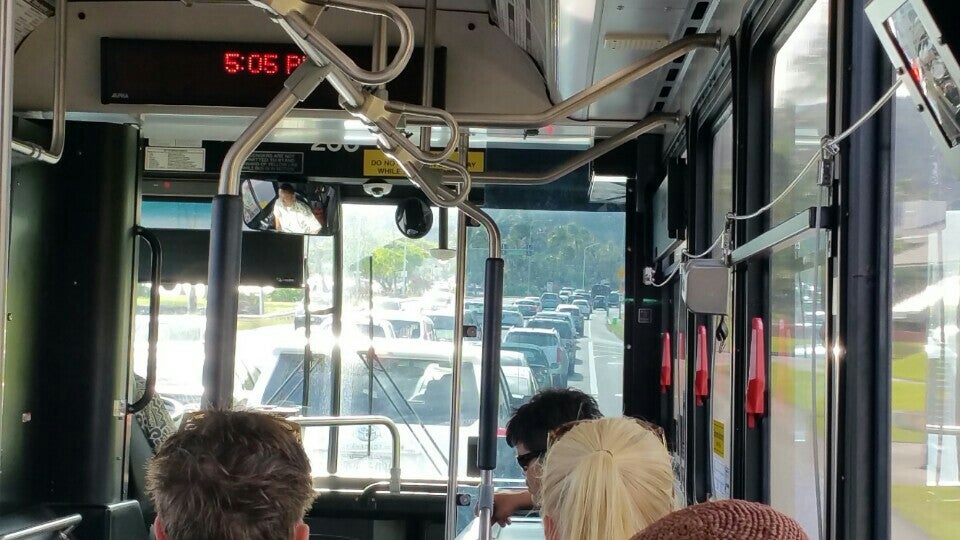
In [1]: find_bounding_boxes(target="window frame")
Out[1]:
[687,41,735,504]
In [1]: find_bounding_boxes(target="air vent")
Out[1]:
[604,33,671,51]
[692,2,709,20]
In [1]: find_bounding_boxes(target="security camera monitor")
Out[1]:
[241,178,340,236]
[867,0,960,149]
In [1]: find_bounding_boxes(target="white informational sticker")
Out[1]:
[144,147,206,172]
[15,0,53,48]
[712,455,730,499]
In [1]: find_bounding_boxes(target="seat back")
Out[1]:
[128,419,156,525]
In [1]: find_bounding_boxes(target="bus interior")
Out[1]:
[1,0,959,539]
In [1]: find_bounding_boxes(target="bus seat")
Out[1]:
[128,416,156,525]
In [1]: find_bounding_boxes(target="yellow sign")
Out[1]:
[362,149,485,177]
[712,420,725,457]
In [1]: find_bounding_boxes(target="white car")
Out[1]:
[371,310,437,341]
[503,327,568,386]
[251,340,517,480]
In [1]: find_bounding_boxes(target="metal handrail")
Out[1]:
[11,0,66,163]
[128,226,162,414]
[467,113,683,185]
[0,514,81,540]
[357,480,448,504]
[290,415,402,492]
[251,0,414,87]
[218,61,329,195]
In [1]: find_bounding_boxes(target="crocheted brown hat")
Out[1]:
[631,499,809,540]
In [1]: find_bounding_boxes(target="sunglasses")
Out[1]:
[547,417,667,449]
[516,449,546,471]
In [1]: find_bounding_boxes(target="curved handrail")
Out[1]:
[281,0,414,86]
[356,480,449,505]
[128,226,162,414]
[290,415,402,492]
[403,163,470,208]
[0,514,81,540]
[382,102,460,164]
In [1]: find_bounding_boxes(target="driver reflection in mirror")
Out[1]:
[274,183,321,234]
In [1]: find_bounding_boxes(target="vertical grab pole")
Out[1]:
[0,0,16,454]
[202,62,327,409]
[328,210,344,473]
[458,203,502,540]
[302,257,312,415]
[444,132,469,540]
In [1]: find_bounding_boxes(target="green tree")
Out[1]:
[363,239,431,295]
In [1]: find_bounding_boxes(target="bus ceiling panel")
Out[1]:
[13,2,551,123]
[557,0,746,121]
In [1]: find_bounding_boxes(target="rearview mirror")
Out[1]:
[241,179,340,236]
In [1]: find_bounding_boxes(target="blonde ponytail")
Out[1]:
[539,417,674,540]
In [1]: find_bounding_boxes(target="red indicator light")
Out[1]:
[263,53,279,74]
[224,51,243,73]
[163,181,171,189]
[911,64,922,83]
[225,51,307,76]
[286,53,305,75]
[248,53,263,74]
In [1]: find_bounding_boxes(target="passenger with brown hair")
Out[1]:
[146,410,316,540]
[539,417,674,540]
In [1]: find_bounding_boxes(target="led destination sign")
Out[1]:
[101,38,444,109]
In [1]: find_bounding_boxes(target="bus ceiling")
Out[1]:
[11,0,743,144]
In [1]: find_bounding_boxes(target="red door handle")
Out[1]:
[660,332,671,394]
[746,317,766,428]
[695,325,709,406]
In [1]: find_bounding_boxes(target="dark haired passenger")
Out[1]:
[147,410,316,540]
[491,388,603,526]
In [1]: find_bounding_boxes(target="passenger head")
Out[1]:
[630,499,809,540]
[539,417,673,540]
[504,388,602,495]
[147,410,315,540]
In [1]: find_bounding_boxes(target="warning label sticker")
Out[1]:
[362,149,485,177]
[713,419,725,457]
[144,147,206,172]
[15,0,53,48]
[243,151,304,174]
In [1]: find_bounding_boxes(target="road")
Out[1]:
[568,309,624,417]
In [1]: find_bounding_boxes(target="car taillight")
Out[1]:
[555,349,562,366]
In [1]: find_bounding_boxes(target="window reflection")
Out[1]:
[768,1,829,534]
[890,83,960,539]
[770,0,830,225]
